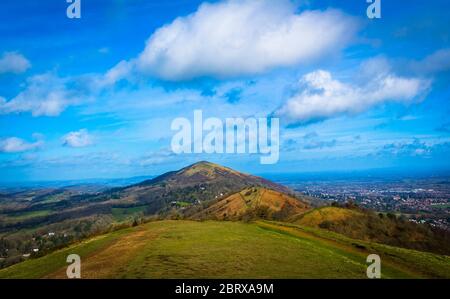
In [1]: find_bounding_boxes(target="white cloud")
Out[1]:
[0,73,84,116]
[276,58,431,124]
[136,0,358,80]
[98,60,134,88]
[62,129,93,148]
[0,136,42,153]
[411,48,450,74]
[0,52,31,74]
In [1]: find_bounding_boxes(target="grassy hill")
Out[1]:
[294,206,363,226]
[188,187,309,221]
[1,161,449,276]
[294,206,450,255]
[122,161,294,214]
[1,220,448,279]
[0,162,294,232]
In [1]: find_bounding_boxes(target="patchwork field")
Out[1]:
[1,220,448,279]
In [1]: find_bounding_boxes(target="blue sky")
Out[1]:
[0,0,449,182]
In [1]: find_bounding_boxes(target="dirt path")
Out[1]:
[45,225,164,279]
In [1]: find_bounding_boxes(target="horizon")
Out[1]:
[1,160,449,187]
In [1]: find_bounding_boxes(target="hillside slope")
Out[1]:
[188,187,309,221]
[0,161,295,231]
[2,161,449,272]
[294,206,450,255]
[1,220,448,279]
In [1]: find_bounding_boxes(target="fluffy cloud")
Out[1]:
[136,0,358,80]
[0,73,84,116]
[276,58,431,124]
[0,135,42,153]
[62,129,93,148]
[0,52,31,74]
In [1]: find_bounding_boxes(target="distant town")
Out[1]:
[276,177,450,231]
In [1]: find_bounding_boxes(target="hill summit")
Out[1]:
[119,161,294,214]
[138,161,289,193]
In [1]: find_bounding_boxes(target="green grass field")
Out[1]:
[5,210,53,222]
[111,206,147,221]
[0,220,448,279]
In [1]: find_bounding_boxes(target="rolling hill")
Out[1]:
[0,161,308,269]
[1,161,449,277]
[187,187,309,221]
[0,220,448,279]
[116,161,294,215]
[294,206,450,255]
[0,161,296,232]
